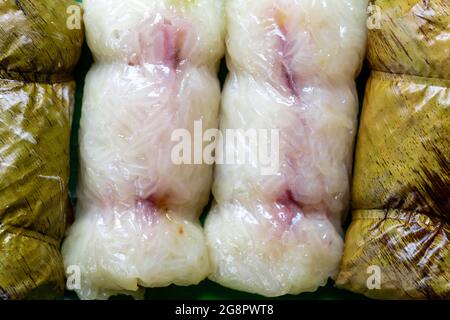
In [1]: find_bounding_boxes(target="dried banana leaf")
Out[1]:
[0,0,83,300]
[367,0,450,78]
[0,0,83,81]
[337,72,450,299]
[337,0,450,300]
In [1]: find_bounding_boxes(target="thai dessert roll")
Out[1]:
[205,0,368,297]
[0,0,83,299]
[337,0,450,300]
[62,0,225,300]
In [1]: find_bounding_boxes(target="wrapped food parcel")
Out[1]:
[205,0,368,297]
[337,0,450,300]
[62,0,225,300]
[0,0,83,299]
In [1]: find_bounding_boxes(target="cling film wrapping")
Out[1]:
[0,0,83,299]
[336,0,450,300]
[204,0,368,297]
[61,0,225,300]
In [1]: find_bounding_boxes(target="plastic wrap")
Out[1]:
[204,0,368,297]
[336,0,450,300]
[62,0,225,300]
[0,0,83,299]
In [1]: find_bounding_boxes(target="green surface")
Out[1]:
[67,39,370,300]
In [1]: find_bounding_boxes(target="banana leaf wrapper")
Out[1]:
[337,0,450,300]
[0,0,83,300]
[366,0,450,79]
[337,72,449,299]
